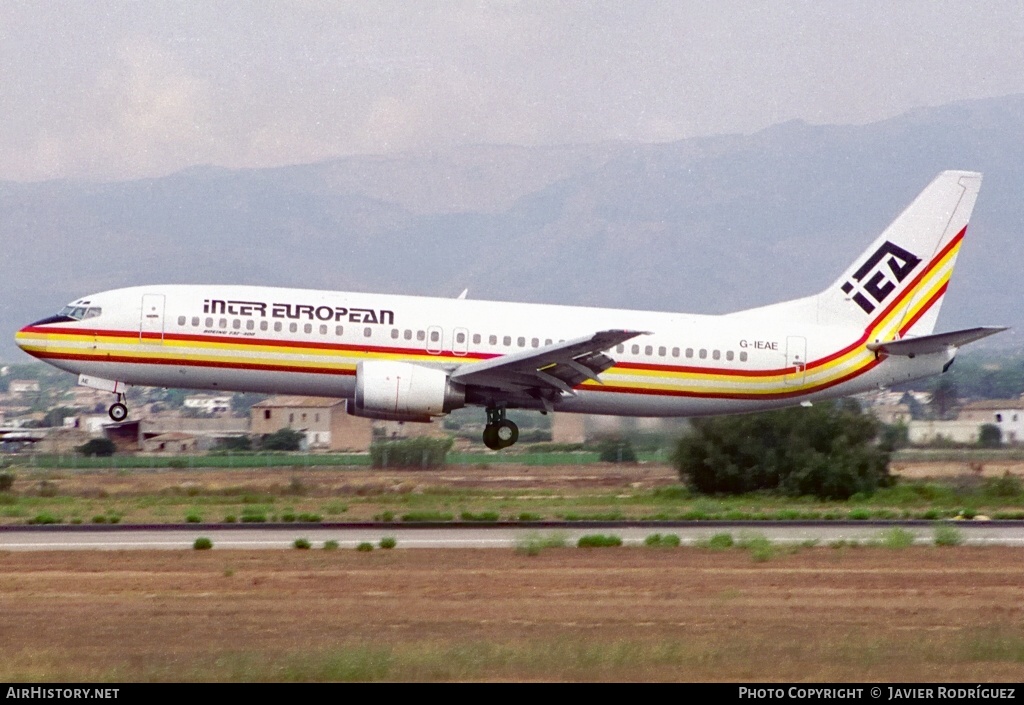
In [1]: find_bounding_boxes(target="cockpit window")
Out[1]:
[58,305,102,321]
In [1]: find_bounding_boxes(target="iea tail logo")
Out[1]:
[841,241,922,314]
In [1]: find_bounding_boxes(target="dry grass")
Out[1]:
[2,547,1024,681]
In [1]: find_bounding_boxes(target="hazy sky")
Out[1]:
[2,1,1023,182]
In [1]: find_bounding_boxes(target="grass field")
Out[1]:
[3,462,1024,525]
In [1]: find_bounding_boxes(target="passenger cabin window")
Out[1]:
[417,330,425,341]
[404,329,412,340]
[233,319,241,330]
[739,351,748,362]
[699,349,707,359]
[205,317,213,327]
[289,323,297,333]
[672,347,680,358]
[177,316,186,326]
[712,350,721,360]
[645,345,653,356]
[531,338,539,348]
[319,324,327,335]
[248,320,256,331]
[503,336,511,346]
[430,330,440,342]
[456,332,466,344]
[391,329,399,339]
[517,337,525,347]
[191,317,200,326]
[275,322,283,332]
[631,344,639,354]
[473,334,481,344]
[365,327,373,337]
[489,335,498,345]
[303,323,312,334]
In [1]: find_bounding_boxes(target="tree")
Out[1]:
[978,423,1002,448]
[259,428,305,451]
[214,435,252,452]
[596,437,637,463]
[673,399,891,499]
[77,438,116,457]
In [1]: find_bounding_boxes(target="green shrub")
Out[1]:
[185,513,202,523]
[517,512,542,522]
[293,538,311,550]
[375,511,395,522]
[298,513,322,523]
[934,525,964,547]
[644,533,681,548]
[460,511,500,522]
[379,536,397,549]
[596,437,637,463]
[356,542,374,552]
[28,513,60,525]
[258,428,304,451]
[400,511,453,522]
[515,532,568,555]
[323,540,339,550]
[92,514,107,524]
[371,437,454,468]
[577,534,623,548]
[76,438,116,457]
[0,472,14,492]
[280,512,297,522]
[223,515,237,523]
[983,473,1023,498]
[738,533,774,562]
[878,527,915,549]
[240,510,267,523]
[704,533,735,550]
[848,508,871,520]
[193,537,213,550]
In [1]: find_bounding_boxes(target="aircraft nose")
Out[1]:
[14,322,46,358]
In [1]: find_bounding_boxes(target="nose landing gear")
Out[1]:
[482,406,518,450]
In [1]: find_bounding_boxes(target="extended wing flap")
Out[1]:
[450,329,645,394]
[866,326,1008,356]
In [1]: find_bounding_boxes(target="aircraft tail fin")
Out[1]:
[728,171,982,341]
[819,170,981,338]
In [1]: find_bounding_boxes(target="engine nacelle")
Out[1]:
[350,360,465,422]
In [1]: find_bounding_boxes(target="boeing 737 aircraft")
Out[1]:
[15,171,1005,449]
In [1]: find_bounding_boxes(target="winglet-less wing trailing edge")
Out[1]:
[866,326,1008,356]
[450,329,646,400]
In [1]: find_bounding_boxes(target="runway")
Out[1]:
[2,521,1023,550]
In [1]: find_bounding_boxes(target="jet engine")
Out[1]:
[349,360,465,422]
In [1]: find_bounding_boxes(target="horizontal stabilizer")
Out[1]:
[866,326,1008,356]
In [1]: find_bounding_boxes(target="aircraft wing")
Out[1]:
[450,329,646,399]
[866,326,1008,356]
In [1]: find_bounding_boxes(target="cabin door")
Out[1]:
[784,336,806,385]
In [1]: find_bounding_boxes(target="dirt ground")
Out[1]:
[2,546,1023,681]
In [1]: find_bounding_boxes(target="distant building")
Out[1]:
[250,396,373,451]
[142,432,199,454]
[958,399,1024,444]
[907,420,981,445]
[8,380,40,396]
[183,395,232,414]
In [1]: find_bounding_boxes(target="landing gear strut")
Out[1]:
[482,406,518,450]
[108,393,128,422]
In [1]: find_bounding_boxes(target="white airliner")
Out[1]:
[15,170,1005,449]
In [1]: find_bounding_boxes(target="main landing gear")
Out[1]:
[482,406,518,450]
[108,393,129,422]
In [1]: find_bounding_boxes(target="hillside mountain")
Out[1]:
[3,93,1023,361]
